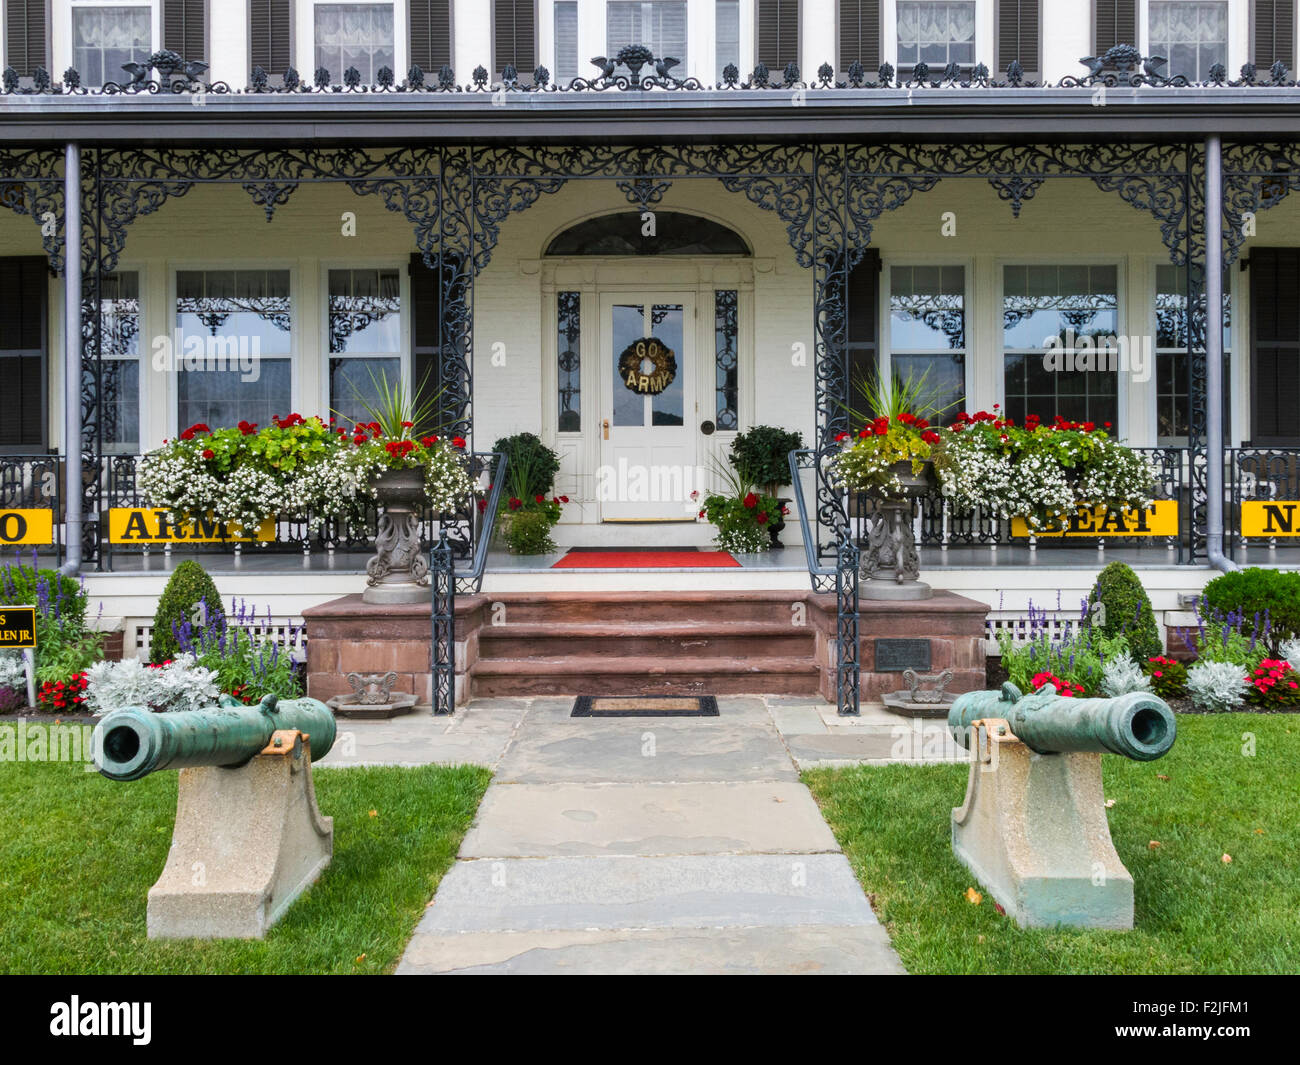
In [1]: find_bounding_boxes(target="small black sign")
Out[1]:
[0,605,36,648]
[874,638,931,672]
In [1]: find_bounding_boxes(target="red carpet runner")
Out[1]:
[551,550,741,569]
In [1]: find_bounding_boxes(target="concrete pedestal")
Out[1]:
[146,731,333,939]
[951,720,1134,930]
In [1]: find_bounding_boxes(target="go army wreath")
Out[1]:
[619,337,677,395]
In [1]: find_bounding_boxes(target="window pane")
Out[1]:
[607,1,688,75]
[649,304,684,426]
[1002,264,1119,427]
[328,268,401,353]
[175,270,293,429]
[179,360,291,431]
[716,0,740,83]
[558,291,581,433]
[1149,2,1227,81]
[330,356,401,427]
[73,6,151,87]
[315,2,395,83]
[896,1,976,68]
[714,290,738,430]
[612,304,646,426]
[1155,263,1231,443]
[890,265,965,419]
[554,1,579,82]
[101,271,141,451]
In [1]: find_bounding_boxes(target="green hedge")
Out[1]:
[1202,568,1300,645]
[1085,561,1162,663]
[150,561,224,664]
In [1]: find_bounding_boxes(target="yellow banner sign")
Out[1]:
[0,605,36,648]
[1011,501,1179,538]
[108,509,276,544]
[0,510,54,545]
[1241,501,1300,537]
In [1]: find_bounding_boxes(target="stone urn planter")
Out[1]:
[363,468,430,604]
[859,459,933,601]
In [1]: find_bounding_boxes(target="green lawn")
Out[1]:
[0,759,490,974]
[805,714,1300,974]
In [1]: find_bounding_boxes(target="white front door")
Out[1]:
[599,293,698,521]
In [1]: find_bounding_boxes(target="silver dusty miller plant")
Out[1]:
[1100,654,1153,697]
[1186,660,1250,714]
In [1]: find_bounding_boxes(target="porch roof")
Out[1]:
[7,87,1300,145]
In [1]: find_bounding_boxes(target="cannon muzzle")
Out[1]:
[948,681,1176,762]
[93,693,337,781]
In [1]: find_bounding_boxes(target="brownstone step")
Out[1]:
[478,621,814,660]
[470,654,820,697]
[477,591,808,625]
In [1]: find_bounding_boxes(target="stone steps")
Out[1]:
[470,591,820,697]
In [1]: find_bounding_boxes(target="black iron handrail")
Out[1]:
[788,449,838,593]
[457,452,506,595]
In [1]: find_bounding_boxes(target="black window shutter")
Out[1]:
[249,0,292,76]
[838,0,879,73]
[0,256,48,450]
[996,0,1040,78]
[410,252,444,429]
[1253,1,1296,69]
[410,0,453,71]
[757,0,800,71]
[494,0,537,77]
[1249,247,1300,444]
[1094,0,1137,53]
[846,248,881,433]
[163,0,207,62]
[4,0,49,77]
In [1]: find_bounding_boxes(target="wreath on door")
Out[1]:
[618,337,677,396]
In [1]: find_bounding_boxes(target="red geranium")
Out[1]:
[237,420,258,435]
[508,497,522,511]
[452,436,467,448]
[743,492,758,509]
[201,448,215,460]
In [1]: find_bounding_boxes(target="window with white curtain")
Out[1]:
[716,0,741,83]
[606,1,688,74]
[100,272,142,453]
[1148,2,1228,82]
[71,2,153,87]
[554,1,579,82]
[314,2,395,83]
[896,1,976,68]
[327,268,403,427]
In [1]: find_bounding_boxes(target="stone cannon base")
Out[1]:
[951,719,1134,930]
[146,730,333,939]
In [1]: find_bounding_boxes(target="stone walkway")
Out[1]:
[319,695,964,975]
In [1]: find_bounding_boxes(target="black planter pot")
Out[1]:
[767,497,791,548]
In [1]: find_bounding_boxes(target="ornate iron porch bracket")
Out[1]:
[0,148,65,271]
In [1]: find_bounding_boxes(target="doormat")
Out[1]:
[552,550,739,568]
[571,695,720,717]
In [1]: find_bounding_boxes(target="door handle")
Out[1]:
[602,419,610,440]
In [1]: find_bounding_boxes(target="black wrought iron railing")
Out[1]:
[1226,447,1300,554]
[430,453,505,716]
[0,453,63,563]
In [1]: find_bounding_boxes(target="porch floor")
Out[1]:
[90,543,1300,575]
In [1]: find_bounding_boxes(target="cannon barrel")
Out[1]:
[93,693,337,782]
[948,682,1176,762]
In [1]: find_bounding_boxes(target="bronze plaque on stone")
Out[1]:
[874,638,931,672]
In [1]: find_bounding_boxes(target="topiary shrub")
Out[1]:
[1085,561,1162,663]
[1202,568,1300,647]
[150,561,224,664]
[729,425,805,494]
[490,433,560,500]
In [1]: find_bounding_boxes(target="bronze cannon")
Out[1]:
[948,681,1176,762]
[93,692,338,782]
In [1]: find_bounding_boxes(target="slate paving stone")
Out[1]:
[493,719,798,783]
[415,853,878,933]
[397,924,906,975]
[459,781,839,858]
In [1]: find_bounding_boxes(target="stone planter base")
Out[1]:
[303,594,487,709]
[808,591,989,704]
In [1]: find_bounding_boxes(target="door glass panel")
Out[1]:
[649,304,684,426]
[612,303,646,426]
